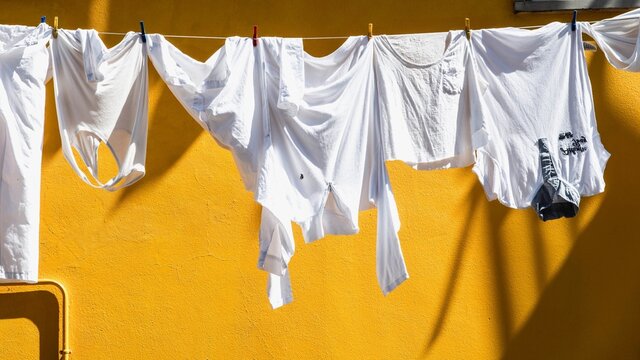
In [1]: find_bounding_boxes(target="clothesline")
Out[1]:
[1,8,635,310]
[94,20,605,40]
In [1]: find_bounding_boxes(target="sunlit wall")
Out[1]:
[0,1,639,359]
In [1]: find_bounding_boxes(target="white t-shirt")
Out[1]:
[470,23,610,217]
[373,31,487,169]
[51,29,148,191]
[581,9,640,71]
[257,36,408,308]
[0,24,51,282]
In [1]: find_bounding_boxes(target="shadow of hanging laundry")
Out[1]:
[110,71,205,210]
[43,82,62,162]
[501,151,640,358]
[501,38,640,360]
[423,182,484,354]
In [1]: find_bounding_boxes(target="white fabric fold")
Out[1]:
[0,23,51,282]
[373,31,487,170]
[469,23,610,212]
[51,29,149,191]
[581,10,640,71]
[257,36,408,306]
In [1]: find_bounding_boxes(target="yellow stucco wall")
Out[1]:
[0,1,639,359]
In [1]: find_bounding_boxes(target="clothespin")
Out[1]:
[571,10,577,31]
[40,16,46,24]
[252,25,258,47]
[139,21,146,43]
[465,18,471,39]
[368,23,373,40]
[53,16,58,38]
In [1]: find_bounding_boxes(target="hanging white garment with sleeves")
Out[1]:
[469,23,610,220]
[258,36,408,308]
[51,29,148,191]
[148,35,285,305]
[146,34,265,192]
[581,9,640,71]
[373,31,488,169]
[148,34,407,308]
[0,23,51,282]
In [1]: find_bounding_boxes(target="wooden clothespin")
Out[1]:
[252,25,258,47]
[571,10,577,31]
[139,21,146,43]
[40,16,46,24]
[465,18,471,40]
[368,23,373,40]
[53,16,58,38]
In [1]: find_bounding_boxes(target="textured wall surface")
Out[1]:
[0,1,639,359]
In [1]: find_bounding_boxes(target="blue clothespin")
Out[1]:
[40,16,46,24]
[571,10,577,31]
[139,21,146,43]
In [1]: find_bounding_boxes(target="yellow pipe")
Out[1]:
[0,279,71,359]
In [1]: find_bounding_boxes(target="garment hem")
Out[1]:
[382,273,409,295]
[270,295,294,309]
[0,273,38,283]
[386,153,474,171]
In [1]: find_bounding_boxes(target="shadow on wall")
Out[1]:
[0,291,60,360]
[111,70,205,210]
[423,181,486,354]
[43,82,62,162]
[423,49,640,358]
[501,42,640,360]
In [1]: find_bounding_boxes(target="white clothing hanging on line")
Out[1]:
[0,23,51,282]
[51,29,149,191]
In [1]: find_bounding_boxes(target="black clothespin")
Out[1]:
[139,21,146,43]
[571,10,577,31]
[253,25,258,47]
[40,16,46,24]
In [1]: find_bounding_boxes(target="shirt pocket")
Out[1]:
[441,59,464,95]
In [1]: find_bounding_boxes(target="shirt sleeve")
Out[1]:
[259,207,296,309]
[267,271,293,309]
[465,43,491,150]
[581,10,640,71]
[374,166,409,295]
[276,38,305,116]
[369,134,409,294]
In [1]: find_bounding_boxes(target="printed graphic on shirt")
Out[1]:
[558,131,588,155]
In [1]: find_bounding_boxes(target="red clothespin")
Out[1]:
[253,25,258,47]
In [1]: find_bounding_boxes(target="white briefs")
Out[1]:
[51,29,149,191]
